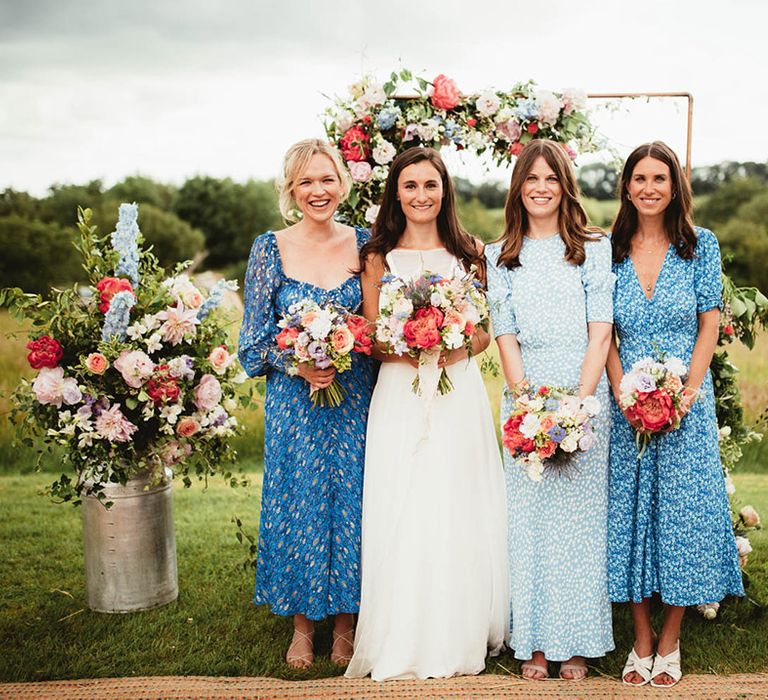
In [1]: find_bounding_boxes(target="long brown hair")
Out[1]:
[358,147,483,273]
[496,139,600,269]
[612,141,696,263]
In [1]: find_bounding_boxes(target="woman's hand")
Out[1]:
[297,363,336,390]
[679,386,698,417]
[438,347,468,368]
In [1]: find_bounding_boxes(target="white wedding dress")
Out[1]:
[346,248,510,681]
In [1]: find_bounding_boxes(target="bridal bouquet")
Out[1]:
[375,267,489,396]
[502,385,601,482]
[276,300,373,407]
[1,205,247,504]
[618,355,689,458]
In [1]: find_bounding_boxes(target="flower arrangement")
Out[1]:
[275,300,372,407]
[324,69,597,227]
[618,355,689,458]
[502,384,601,482]
[374,266,489,395]
[1,205,248,504]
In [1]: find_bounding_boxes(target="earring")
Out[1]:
[672,191,677,200]
[626,193,631,201]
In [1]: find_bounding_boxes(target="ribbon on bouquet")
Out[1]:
[413,348,441,451]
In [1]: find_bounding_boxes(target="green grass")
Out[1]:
[0,470,765,682]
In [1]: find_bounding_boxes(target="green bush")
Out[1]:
[456,198,504,243]
[0,216,83,294]
[100,202,206,269]
[106,175,176,210]
[695,177,766,230]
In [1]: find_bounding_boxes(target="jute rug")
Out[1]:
[2,673,768,700]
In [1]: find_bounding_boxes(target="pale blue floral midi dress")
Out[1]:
[607,227,744,605]
[238,228,374,620]
[486,234,616,661]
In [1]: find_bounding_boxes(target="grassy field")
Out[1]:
[0,469,765,682]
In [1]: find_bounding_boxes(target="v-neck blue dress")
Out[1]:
[607,227,743,606]
[238,228,374,620]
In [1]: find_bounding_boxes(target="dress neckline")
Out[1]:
[269,228,365,293]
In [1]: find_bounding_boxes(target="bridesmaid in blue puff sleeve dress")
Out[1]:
[606,142,743,689]
[485,140,615,682]
[238,139,373,669]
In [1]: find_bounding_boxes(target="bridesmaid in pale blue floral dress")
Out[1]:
[238,139,373,669]
[606,142,743,688]
[486,140,615,681]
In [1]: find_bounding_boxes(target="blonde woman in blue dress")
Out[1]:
[485,140,615,680]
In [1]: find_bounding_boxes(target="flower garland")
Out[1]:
[325,69,597,227]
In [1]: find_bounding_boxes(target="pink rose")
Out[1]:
[740,505,761,528]
[347,160,372,182]
[194,373,222,411]
[85,352,109,375]
[160,440,192,466]
[113,349,155,388]
[32,367,82,407]
[430,74,461,111]
[208,346,233,375]
[94,403,138,443]
[176,416,201,437]
[331,326,355,355]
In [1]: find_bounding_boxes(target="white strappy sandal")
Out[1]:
[621,647,654,686]
[650,643,682,688]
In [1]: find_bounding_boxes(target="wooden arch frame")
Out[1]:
[586,92,694,180]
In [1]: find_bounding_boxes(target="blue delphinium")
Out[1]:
[545,397,560,412]
[112,203,140,287]
[443,119,463,145]
[197,279,239,321]
[101,290,136,341]
[514,98,539,122]
[378,106,401,131]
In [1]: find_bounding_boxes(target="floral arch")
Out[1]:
[324,70,596,228]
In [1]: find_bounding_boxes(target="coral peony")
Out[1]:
[96,277,134,314]
[430,74,461,110]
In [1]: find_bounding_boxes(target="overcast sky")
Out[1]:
[1,0,766,195]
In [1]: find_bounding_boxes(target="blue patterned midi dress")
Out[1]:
[607,227,744,606]
[486,234,616,661]
[238,228,374,620]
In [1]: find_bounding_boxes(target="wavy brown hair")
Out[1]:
[611,141,696,263]
[358,147,483,274]
[496,139,600,269]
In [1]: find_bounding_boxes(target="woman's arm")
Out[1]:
[606,332,624,402]
[578,321,612,398]
[681,308,720,410]
[496,333,526,390]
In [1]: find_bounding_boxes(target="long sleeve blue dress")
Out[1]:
[238,228,374,620]
[607,227,743,606]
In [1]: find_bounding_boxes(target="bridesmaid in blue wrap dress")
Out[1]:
[238,139,373,669]
[606,141,743,688]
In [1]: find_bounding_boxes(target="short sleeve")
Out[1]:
[237,233,290,377]
[580,234,616,323]
[485,244,519,337]
[693,227,723,313]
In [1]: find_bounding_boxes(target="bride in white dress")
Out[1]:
[345,148,509,681]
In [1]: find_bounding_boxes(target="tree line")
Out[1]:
[1,161,766,294]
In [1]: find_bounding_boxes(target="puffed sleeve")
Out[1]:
[580,234,616,323]
[237,233,290,377]
[485,243,519,337]
[693,227,723,312]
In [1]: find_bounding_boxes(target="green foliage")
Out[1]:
[692,161,768,195]
[100,202,205,269]
[696,177,766,230]
[39,181,104,228]
[455,198,504,242]
[173,177,281,268]
[0,215,83,294]
[106,175,176,210]
[0,189,41,219]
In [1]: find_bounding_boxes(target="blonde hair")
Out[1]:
[277,139,352,223]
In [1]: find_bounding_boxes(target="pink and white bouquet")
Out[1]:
[324,69,597,227]
[2,204,249,504]
[502,385,601,482]
[276,300,372,407]
[618,355,689,457]
[375,267,489,396]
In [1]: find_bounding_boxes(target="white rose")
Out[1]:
[364,205,381,224]
[475,91,500,117]
[372,140,397,165]
[520,413,541,439]
[444,326,464,350]
[724,475,736,495]
[664,357,687,377]
[526,458,544,482]
[580,395,601,416]
[560,435,579,453]
[735,535,752,558]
